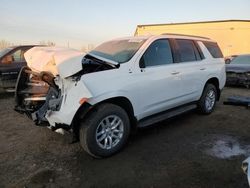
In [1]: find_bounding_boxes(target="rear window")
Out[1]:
[203,41,223,58]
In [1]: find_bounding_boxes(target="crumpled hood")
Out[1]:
[226,64,250,73]
[24,47,85,78]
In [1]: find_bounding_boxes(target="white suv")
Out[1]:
[15,34,226,157]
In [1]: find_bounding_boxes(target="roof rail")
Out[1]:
[161,33,211,40]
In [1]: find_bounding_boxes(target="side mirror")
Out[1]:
[139,57,145,68]
[225,59,231,64]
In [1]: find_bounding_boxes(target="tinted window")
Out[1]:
[176,39,199,62]
[141,39,173,67]
[193,41,204,60]
[203,41,223,58]
[11,49,26,63]
[0,47,13,58]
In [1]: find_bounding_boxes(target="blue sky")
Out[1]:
[0,0,250,49]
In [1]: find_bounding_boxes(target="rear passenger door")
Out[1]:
[135,39,183,118]
[174,39,206,103]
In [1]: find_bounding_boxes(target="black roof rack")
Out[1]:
[161,33,211,40]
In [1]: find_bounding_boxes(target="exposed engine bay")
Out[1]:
[74,54,118,78]
[14,53,116,126]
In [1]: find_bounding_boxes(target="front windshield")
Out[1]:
[89,39,146,63]
[231,55,250,65]
[0,47,13,58]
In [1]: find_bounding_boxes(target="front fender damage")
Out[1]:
[15,66,93,130]
[15,47,118,131]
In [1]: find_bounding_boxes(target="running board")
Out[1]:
[138,104,197,128]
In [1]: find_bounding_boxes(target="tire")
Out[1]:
[197,84,217,114]
[79,103,130,158]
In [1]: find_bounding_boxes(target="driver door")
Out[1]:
[134,39,183,119]
[0,47,29,88]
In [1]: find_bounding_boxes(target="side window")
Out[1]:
[203,41,223,58]
[11,49,26,63]
[176,39,201,62]
[141,39,173,67]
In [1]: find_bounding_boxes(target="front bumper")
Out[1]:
[14,67,62,125]
[15,66,93,128]
[226,72,250,87]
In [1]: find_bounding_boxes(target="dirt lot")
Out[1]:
[1,87,250,188]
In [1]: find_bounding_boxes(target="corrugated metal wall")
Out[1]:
[135,20,250,57]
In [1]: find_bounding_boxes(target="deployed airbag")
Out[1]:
[24,47,85,78]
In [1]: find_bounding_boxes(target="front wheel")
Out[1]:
[79,103,130,158]
[197,84,217,114]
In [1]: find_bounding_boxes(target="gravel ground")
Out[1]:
[0,87,250,188]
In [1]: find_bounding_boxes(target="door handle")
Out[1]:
[171,71,180,75]
[200,68,206,70]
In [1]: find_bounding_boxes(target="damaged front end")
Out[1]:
[14,54,118,128]
[14,46,119,131]
[226,71,250,88]
[14,66,62,125]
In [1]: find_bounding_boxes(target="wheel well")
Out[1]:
[72,97,137,137]
[205,77,220,100]
[100,97,137,129]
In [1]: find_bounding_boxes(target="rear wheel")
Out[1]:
[79,103,130,158]
[197,84,217,114]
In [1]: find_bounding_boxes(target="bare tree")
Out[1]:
[0,40,11,50]
[80,44,95,53]
[87,44,95,51]
[39,40,56,46]
[81,46,87,53]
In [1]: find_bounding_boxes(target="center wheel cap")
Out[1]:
[96,115,124,150]
[106,128,111,134]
